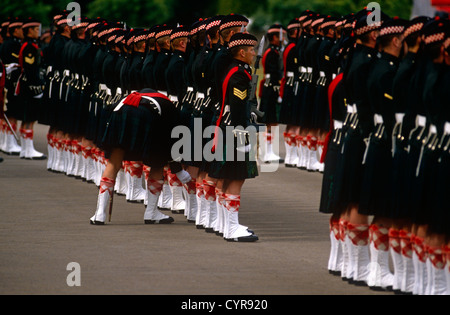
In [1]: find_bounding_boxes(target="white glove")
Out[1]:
[6,63,19,75]
[175,170,192,184]
[236,144,251,153]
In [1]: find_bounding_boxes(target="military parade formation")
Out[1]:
[0,4,449,295]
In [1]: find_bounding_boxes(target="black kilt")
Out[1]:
[319,128,344,214]
[292,81,305,126]
[208,127,258,180]
[390,135,410,219]
[37,75,54,126]
[431,145,450,236]
[100,93,177,168]
[313,84,330,131]
[331,126,366,211]
[259,85,279,124]
[359,129,393,217]
[75,85,93,138]
[15,85,42,123]
[85,91,102,142]
[410,134,440,226]
[279,84,296,125]
[298,82,316,129]
[5,89,22,121]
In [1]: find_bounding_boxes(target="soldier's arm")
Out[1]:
[228,71,251,127]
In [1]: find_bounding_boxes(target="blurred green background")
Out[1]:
[1,0,413,31]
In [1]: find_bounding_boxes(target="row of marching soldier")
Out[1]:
[0,11,262,242]
[318,7,450,295]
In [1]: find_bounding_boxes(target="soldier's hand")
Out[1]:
[175,169,192,184]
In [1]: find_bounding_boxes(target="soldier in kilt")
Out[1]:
[15,18,47,160]
[259,24,283,164]
[208,33,259,242]
[0,18,23,155]
[89,90,191,225]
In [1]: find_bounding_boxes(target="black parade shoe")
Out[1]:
[225,234,259,242]
[90,220,105,225]
[144,217,174,224]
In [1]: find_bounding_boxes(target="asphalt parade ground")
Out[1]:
[0,123,390,296]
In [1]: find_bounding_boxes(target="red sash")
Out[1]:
[123,91,170,107]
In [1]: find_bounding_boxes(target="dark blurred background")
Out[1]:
[2,0,448,33]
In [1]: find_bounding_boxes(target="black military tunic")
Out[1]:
[359,52,399,217]
[165,49,187,110]
[313,35,335,131]
[331,43,378,211]
[76,34,100,139]
[259,44,281,124]
[319,32,350,215]
[153,48,171,93]
[410,60,447,227]
[279,39,299,125]
[292,31,310,127]
[1,36,22,120]
[301,34,322,130]
[390,51,420,219]
[209,59,258,180]
[402,54,434,217]
[210,43,232,125]
[16,38,45,123]
[142,49,157,89]
[127,51,145,91]
[433,64,450,237]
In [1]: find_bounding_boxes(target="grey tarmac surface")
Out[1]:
[0,123,390,295]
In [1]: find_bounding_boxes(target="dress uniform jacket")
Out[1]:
[390,51,420,219]
[331,43,378,211]
[259,44,282,124]
[142,49,157,89]
[153,48,171,93]
[359,51,399,217]
[209,59,258,180]
[1,36,22,120]
[165,49,187,109]
[314,36,335,131]
[128,51,146,91]
[16,38,45,123]
[279,38,299,125]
